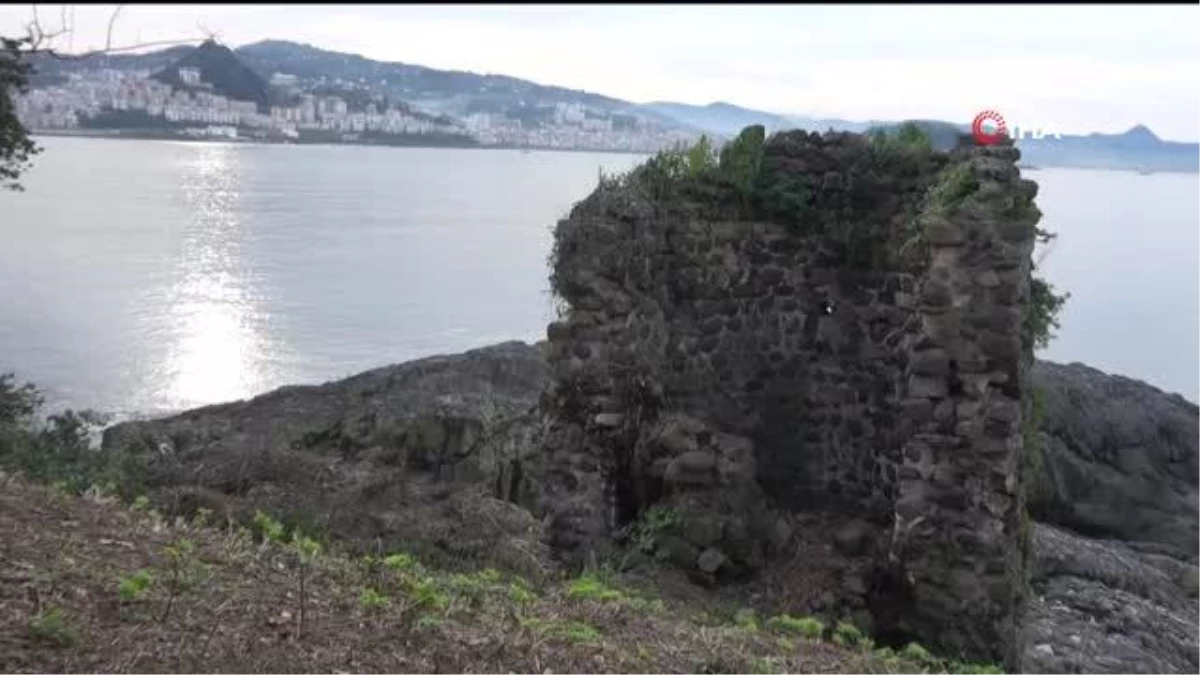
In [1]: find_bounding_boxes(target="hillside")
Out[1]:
[20,38,1197,166]
[637,101,794,137]
[25,45,195,88]
[0,475,953,674]
[151,40,270,111]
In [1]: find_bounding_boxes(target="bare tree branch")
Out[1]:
[104,4,125,52]
[12,4,210,61]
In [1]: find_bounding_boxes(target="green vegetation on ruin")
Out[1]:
[579,122,1067,351]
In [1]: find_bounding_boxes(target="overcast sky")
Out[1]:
[3,4,1197,140]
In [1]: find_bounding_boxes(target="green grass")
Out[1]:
[28,606,75,647]
[766,614,825,639]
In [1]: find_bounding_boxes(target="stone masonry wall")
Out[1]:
[541,131,1037,665]
[890,143,1037,664]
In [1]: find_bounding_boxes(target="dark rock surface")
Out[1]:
[1030,360,1198,561]
[1021,523,1199,674]
[102,340,552,577]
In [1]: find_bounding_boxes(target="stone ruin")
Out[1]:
[539,130,1039,666]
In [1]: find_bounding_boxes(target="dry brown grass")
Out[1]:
[0,474,937,674]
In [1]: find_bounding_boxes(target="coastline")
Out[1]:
[31,128,654,156]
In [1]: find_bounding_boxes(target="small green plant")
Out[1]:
[508,580,537,605]
[518,615,545,631]
[875,646,897,661]
[117,569,154,602]
[252,510,285,543]
[162,537,209,590]
[409,577,449,611]
[750,657,780,674]
[290,532,322,638]
[1026,277,1069,351]
[192,506,213,528]
[159,537,209,622]
[631,506,681,560]
[832,620,865,647]
[733,608,760,632]
[948,661,1005,674]
[415,614,444,631]
[766,614,824,639]
[132,495,151,511]
[382,552,417,572]
[358,587,390,610]
[567,572,624,602]
[901,642,934,663]
[558,620,602,645]
[28,606,75,646]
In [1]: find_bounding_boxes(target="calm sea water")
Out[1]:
[0,137,1196,418]
[0,137,644,417]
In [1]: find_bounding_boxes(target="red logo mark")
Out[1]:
[971,110,1008,146]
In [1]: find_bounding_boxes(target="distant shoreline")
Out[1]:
[30,128,652,156]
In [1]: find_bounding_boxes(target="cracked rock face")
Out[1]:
[101,340,553,577]
[1021,524,1199,674]
[1030,360,1199,561]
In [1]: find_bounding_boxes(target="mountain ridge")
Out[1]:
[22,38,1199,169]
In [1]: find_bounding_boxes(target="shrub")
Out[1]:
[558,620,602,645]
[832,620,865,647]
[117,569,154,602]
[901,642,934,663]
[733,608,760,631]
[766,614,824,639]
[0,377,142,498]
[567,572,623,602]
[251,510,286,544]
[358,587,390,610]
[28,606,75,646]
[1026,277,1069,351]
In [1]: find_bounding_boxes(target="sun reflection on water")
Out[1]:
[164,143,265,408]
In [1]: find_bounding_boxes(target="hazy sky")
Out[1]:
[3,4,1198,140]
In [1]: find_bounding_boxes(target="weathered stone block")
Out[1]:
[909,349,950,376]
[909,375,949,399]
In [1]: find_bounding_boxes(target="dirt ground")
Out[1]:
[0,473,944,674]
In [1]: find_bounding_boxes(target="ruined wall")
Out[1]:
[892,143,1037,664]
[540,130,1038,664]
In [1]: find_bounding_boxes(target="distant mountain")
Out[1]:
[23,37,1198,171]
[233,40,640,120]
[26,45,196,87]
[1017,125,1199,173]
[636,101,793,137]
[151,40,270,111]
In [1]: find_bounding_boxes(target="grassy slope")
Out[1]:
[0,474,964,674]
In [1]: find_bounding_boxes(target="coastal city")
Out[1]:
[15,65,695,152]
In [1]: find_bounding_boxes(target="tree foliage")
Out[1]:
[0,374,144,496]
[0,37,40,191]
[717,124,765,201]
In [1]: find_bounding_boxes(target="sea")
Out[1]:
[1,136,1196,420]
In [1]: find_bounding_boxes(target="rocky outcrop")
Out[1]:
[101,340,552,577]
[99,338,1197,671]
[1029,360,1198,561]
[1021,524,1199,674]
[1019,362,1200,673]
